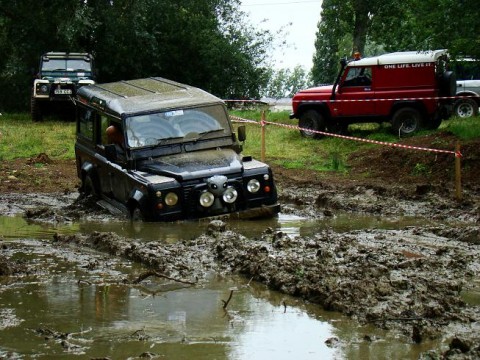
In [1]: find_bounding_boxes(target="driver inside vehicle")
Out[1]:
[105,123,126,163]
[106,123,125,149]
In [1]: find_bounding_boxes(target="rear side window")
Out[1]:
[77,107,95,141]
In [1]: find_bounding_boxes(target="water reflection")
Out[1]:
[0,212,434,243]
[0,255,342,359]
[0,213,445,358]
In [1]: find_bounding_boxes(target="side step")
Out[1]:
[97,199,128,216]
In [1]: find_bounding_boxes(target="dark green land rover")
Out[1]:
[74,77,279,221]
[31,52,95,121]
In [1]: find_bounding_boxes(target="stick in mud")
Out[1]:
[132,270,196,285]
[222,290,234,309]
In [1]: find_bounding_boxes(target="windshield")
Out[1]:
[454,60,480,80]
[125,105,230,148]
[41,58,92,71]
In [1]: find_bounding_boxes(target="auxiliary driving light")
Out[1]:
[222,187,238,204]
[199,191,215,207]
[247,179,261,193]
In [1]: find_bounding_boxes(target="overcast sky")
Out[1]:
[240,0,323,71]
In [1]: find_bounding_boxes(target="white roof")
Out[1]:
[348,50,448,67]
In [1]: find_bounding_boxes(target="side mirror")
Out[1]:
[237,125,246,142]
[104,144,118,162]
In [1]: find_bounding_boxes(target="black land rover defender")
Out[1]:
[31,52,95,121]
[74,77,280,221]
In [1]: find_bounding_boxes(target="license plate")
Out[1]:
[54,89,72,95]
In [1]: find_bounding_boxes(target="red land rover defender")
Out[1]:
[290,50,456,137]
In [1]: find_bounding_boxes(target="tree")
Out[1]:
[399,0,480,60]
[311,0,353,84]
[262,66,312,99]
[0,0,275,111]
[312,0,480,85]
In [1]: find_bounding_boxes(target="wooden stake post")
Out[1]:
[261,110,266,162]
[455,142,462,202]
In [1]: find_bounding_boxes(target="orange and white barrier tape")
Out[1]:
[230,116,462,158]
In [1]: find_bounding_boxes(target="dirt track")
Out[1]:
[1,172,480,358]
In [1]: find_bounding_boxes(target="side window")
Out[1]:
[78,107,95,141]
[104,118,126,151]
[456,61,480,80]
[342,67,372,87]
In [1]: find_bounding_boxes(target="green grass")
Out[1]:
[441,115,480,139]
[233,110,480,173]
[233,110,384,172]
[1,111,479,176]
[0,113,76,161]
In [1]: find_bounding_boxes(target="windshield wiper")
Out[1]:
[155,136,184,146]
[186,128,225,143]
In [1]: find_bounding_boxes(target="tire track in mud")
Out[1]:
[49,219,480,359]
[1,181,480,358]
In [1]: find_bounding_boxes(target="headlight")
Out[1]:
[164,192,178,206]
[222,187,238,203]
[247,179,261,193]
[199,191,215,207]
[40,85,49,93]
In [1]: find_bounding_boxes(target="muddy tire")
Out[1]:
[131,206,145,222]
[425,115,442,130]
[82,174,98,198]
[31,97,43,122]
[326,121,349,135]
[390,107,423,136]
[454,98,479,118]
[299,110,325,139]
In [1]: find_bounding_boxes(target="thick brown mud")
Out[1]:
[1,178,479,358]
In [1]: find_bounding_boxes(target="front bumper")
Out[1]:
[227,203,281,220]
[151,203,281,222]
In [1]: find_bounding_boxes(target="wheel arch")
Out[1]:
[80,161,99,193]
[455,91,480,104]
[295,102,331,121]
[127,188,148,217]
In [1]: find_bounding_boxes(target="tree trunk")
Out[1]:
[352,0,369,56]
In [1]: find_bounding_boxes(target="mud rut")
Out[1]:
[1,181,479,358]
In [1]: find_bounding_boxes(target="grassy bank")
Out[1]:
[0,113,76,161]
[231,110,480,172]
[1,111,479,173]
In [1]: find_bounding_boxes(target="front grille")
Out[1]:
[182,186,197,216]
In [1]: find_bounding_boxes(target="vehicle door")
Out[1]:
[333,66,375,116]
[97,115,131,203]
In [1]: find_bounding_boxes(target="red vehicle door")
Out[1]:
[332,66,375,116]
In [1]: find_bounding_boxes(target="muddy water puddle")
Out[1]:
[0,214,445,359]
[0,211,439,243]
